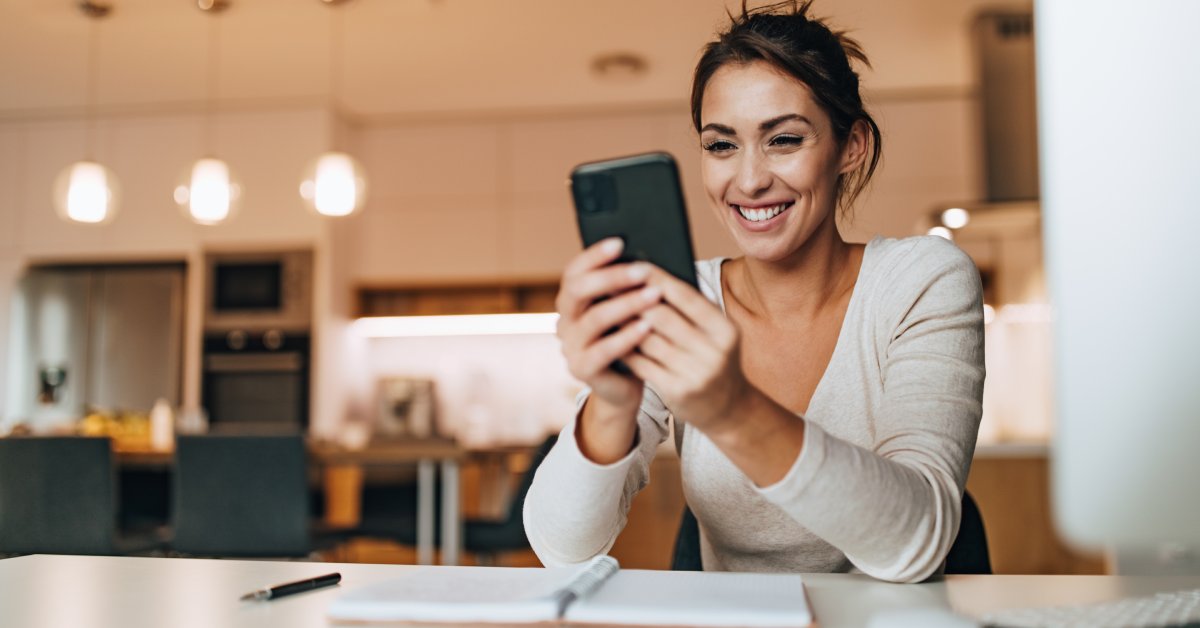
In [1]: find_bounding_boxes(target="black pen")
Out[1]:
[240,572,342,601]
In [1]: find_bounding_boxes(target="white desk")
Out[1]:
[2,554,1200,627]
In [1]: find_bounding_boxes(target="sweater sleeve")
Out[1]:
[755,238,985,583]
[522,385,672,567]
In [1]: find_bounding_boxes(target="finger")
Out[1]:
[623,351,673,390]
[637,331,688,369]
[643,265,730,339]
[578,319,653,379]
[575,284,662,343]
[557,263,651,321]
[641,303,720,361]
[564,237,624,279]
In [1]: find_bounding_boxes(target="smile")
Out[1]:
[733,202,792,223]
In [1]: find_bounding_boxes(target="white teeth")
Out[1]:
[736,204,788,222]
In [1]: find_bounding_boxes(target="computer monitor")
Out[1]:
[1037,0,1200,555]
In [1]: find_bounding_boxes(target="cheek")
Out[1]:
[777,153,837,195]
[700,158,730,202]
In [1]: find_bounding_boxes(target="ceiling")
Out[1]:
[0,0,997,121]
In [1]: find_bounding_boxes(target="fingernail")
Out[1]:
[641,286,661,302]
[602,238,623,254]
[635,319,652,333]
[628,264,649,280]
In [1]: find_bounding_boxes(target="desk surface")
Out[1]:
[3,554,1199,628]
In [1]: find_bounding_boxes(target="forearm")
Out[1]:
[704,386,806,487]
[756,424,963,582]
[524,389,670,567]
[577,395,640,465]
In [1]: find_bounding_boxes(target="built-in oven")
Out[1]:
[204,250,312,332]
[201,330,309,430]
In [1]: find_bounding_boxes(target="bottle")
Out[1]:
[150,398,175,451]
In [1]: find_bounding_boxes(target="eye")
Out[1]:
[768,134,805,147]
[702,139,737,153]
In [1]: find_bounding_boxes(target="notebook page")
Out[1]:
[563,570,812,627]
[328,565,568,624]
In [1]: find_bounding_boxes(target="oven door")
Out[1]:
[202,352,308,428]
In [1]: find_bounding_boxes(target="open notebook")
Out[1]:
[327,556,813,627]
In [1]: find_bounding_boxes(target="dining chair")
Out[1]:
[0,436,160,556]
[670,490,992,574]
[352,434,558,563]
[171,433,311,557]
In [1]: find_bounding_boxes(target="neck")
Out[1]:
[732,214,859,322]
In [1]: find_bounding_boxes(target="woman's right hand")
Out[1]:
[556,238,661,459]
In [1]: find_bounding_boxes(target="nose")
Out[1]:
[734,149,772,198]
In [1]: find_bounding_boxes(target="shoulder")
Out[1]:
[866,235,976,279]
[866,235,979,291]
[863,235,982,324]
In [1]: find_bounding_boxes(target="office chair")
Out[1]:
[670,490,992,574]
[0,436,160,556]
[171,434,311,557]
[354,434,558,563]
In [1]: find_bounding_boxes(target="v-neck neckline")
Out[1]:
[711,237,875,417]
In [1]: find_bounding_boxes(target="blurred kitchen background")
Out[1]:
[0,0,1073,572]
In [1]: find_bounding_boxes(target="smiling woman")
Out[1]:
[524,0,985,584]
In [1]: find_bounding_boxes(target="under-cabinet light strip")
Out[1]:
[353,313,559,338]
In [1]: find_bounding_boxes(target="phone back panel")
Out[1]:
[570,152,698,287]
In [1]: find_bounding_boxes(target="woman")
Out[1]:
[524,0,984,584]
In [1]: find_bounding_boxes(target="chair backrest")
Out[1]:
[171,434,309,557]
[0,437,117,555]
[670,490,992,574]
[503,434,558,524]
[945,490,992,574]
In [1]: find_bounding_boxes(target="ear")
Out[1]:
[838,119,869,175]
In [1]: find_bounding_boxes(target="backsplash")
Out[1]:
[363,333,581,448]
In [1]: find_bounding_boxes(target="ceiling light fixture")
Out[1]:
[53,1,120,225]
[176,0,240,225]
[590,52,649,81]
[927,226,954,240]
[299,0,368,218]
[941,207,971,229]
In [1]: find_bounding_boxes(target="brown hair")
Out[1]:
[691,0,882,214]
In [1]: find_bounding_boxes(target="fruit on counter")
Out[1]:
[77,409,151,448]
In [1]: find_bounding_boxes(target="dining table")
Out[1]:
[114,436,466,566]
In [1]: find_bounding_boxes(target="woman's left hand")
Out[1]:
[623,264,751,434]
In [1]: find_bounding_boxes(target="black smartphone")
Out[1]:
[569,152,699,289]
[569,152,699,375]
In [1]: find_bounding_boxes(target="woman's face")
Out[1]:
[699,60,860,263]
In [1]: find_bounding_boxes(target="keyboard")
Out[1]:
[983,588,1200,627]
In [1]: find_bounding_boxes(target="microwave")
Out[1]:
[204,250,312,332]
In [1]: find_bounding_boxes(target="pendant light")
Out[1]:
[175,0,240,225]
[299,0,367,218]
[53,1,121,225]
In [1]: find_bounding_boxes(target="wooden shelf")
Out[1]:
[356,279,560,317]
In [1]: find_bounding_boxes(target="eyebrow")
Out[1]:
[700,114,813,136]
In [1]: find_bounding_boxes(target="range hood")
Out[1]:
[929,9,1039,235]
[976,9,1039,204]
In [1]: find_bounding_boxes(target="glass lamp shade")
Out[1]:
[53,161,120,225]
[175,157,241,225]
[299,151,367,217]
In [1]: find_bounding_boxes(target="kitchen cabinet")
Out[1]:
[356,280,559,317]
